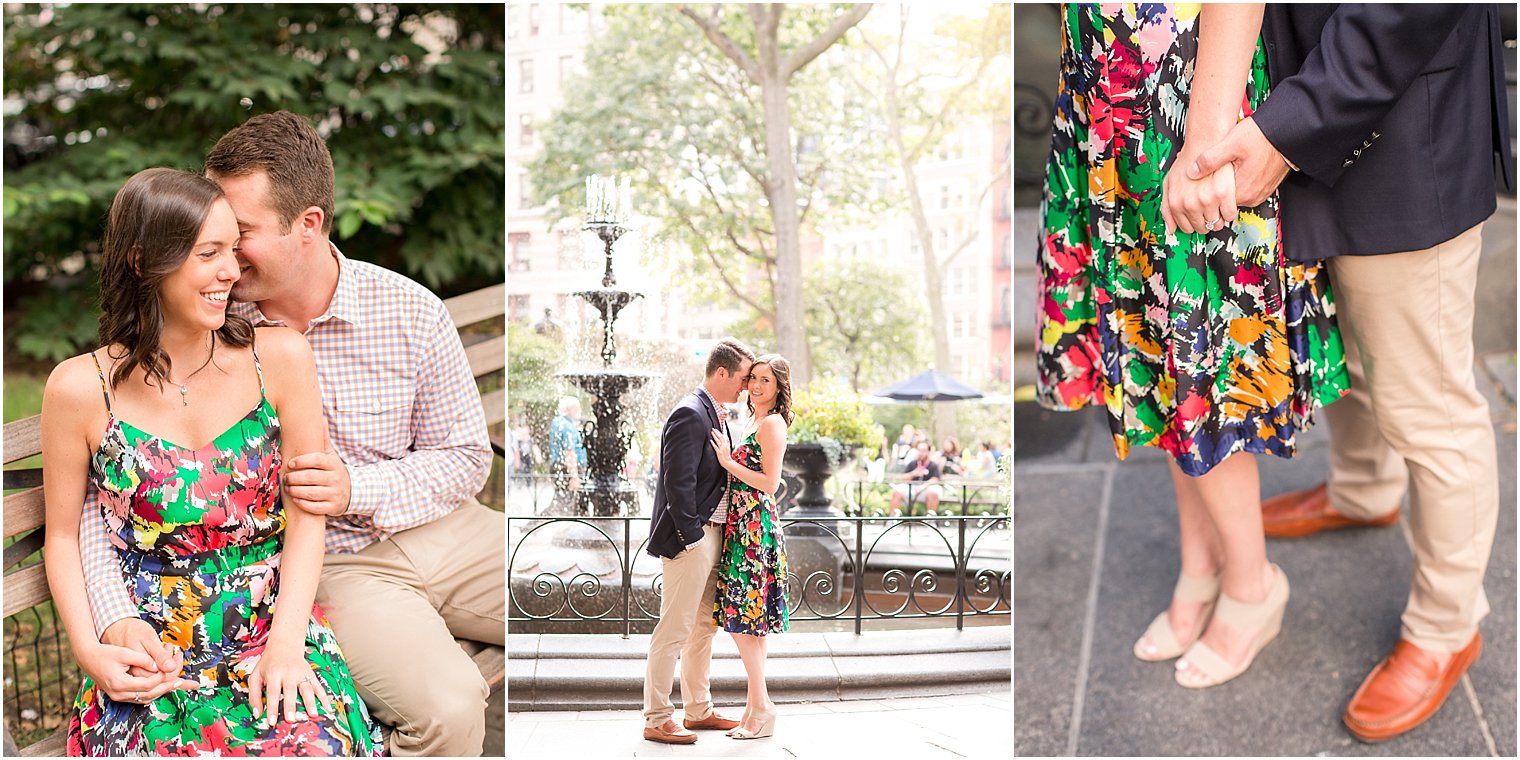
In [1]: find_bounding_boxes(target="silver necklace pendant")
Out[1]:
[178,384,189,406]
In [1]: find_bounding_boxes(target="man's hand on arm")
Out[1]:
[281,447,351,516]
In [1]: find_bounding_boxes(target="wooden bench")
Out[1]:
[1,284,506,756]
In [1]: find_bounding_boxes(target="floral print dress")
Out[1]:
[68,351,381,756]
[1036,3,1349,476]
[713,431,789,636]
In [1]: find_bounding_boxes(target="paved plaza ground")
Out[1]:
[508,688,1011,758]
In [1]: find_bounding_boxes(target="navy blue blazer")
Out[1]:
[646,390,728,559]
[1252,4,1514,262]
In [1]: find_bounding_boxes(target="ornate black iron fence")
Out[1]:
[508,513,1009,637]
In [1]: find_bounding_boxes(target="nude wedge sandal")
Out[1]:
[1133,572,1221,662]
[1174,564,1290,688]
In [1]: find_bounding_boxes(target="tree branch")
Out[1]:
[780,3,873,79]
[677,4,761,82]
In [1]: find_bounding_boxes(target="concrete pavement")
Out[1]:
[508,689,1011,758]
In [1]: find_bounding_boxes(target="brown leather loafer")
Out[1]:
[683,711,740,731]
[1261,483,1399,538]
[643,721,698,744]
[1344,633,1482,743]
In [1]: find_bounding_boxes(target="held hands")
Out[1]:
[1186,116,1291,208]
[1162,142,1238,236]
[91,618,198,703]
[282,448,351,516]
[248,641,334,728]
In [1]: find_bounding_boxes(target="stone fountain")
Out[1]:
[559,211,659,518]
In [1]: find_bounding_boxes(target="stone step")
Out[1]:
[509,627,1010,711]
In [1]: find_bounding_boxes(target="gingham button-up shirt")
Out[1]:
[80,247,492,636]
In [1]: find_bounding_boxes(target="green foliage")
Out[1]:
[5,4,504,361]
[507,320,566,416]
[527,4,889,325]
[804,259,926,393]
[790,375,882,449]
[4,373,47,423]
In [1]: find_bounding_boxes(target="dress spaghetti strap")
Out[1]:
[250,340,267,401]
[88,351,112,414]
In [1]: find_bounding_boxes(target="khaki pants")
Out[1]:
[316,500,506,756]
[1325,222,1499,652]
[643,523,723,728]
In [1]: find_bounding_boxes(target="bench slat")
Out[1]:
[480,389,505,428]
[4,416,43,464]
[445,284,506,329]
[4,487,46,540]
[465,335,506,378]
[4,563,51,618]
[4,530,46,572]
[472,646,505,690]
[18,728,66,757]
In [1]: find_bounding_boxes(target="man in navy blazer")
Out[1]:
[642,337,754,744]
[1189,4,1513,744]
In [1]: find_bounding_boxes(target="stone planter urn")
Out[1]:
[780,441,857,521]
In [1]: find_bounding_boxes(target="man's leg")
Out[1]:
[1322,331,1409,519]
[388,499,506,645]
[316,505,501,756]
[677,524,724,722]
[1329,223,1498,651]
[643,523,722,729]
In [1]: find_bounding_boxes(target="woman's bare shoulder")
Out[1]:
[43,352,110,418]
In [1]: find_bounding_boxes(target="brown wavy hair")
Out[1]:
[97,168,253,390]
[745,354,794,427]
[204,111,335,235]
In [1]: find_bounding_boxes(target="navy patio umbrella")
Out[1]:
[873,367,985,402]
[870,367,985,443]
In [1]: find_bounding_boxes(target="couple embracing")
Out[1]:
[642,338,793,744]
[1037,3,1509,743]
[42,111,505,756]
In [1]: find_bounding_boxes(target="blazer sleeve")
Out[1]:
[659,404,709,544]
[1253,4,1471,187]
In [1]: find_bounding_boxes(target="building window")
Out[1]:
[509,294,530,322]
[519,58,534,93]
[519,114,534,147]
[528,3,540,36]
[1001,286,1011,325]
[1001,234,1011,268]
[510,232,532,273]
[559,55,574,89]
[557,230,580,268]
[519,173,533,209]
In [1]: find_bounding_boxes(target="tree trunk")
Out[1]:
[882,71,953,441]
[758,59,813,383]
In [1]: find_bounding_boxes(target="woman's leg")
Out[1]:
[1148,461,1226,646]
[1176,453,1278,678]
[729,632,771,731]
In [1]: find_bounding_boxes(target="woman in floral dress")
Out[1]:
[42,168,379,755]
[1036,4,1349,687]
[709,354,791,739]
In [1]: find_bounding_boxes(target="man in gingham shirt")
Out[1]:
[78,111,502,756]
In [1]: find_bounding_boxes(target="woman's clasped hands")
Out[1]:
[1161,140,1239,237]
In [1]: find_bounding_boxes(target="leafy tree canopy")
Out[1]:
[527,3,890,331]
[5,3,504,362]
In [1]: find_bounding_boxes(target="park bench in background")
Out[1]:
[1,283,506,756]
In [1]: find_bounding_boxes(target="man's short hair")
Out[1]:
[558,395,581,416]
[204,110,335,236]
[705,337,755,378]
